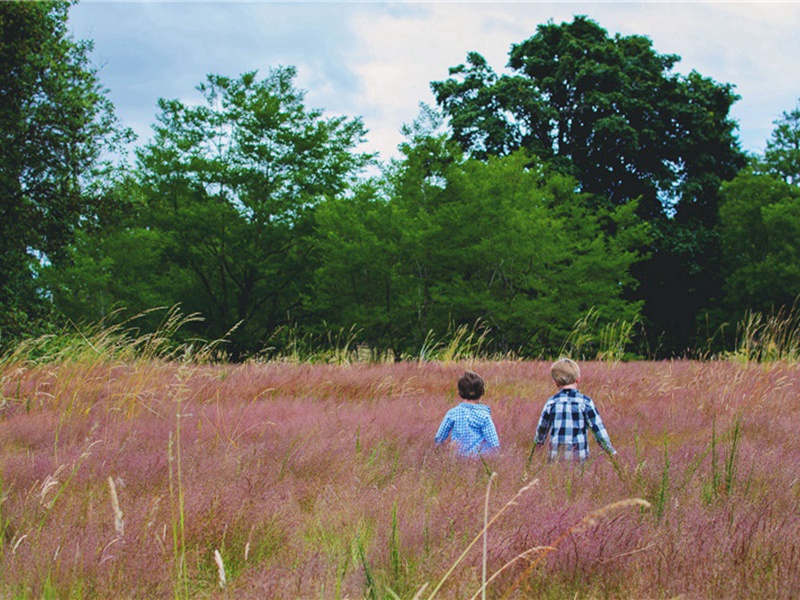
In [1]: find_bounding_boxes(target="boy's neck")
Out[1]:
[559,383,579,391]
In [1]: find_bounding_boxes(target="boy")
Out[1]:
[435,370,500,456]
[533,358,616,462]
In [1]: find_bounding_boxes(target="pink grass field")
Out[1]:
[1,358,799,598]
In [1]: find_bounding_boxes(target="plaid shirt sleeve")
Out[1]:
[482,411,500,451]
[534,399,554,445]
[435,411,454,445]
[584,396,616,454]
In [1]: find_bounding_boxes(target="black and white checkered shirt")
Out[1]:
[534,388,616,461]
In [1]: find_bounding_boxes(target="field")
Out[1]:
[1,356,799,598]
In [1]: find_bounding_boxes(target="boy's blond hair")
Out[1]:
[551,358,580,386]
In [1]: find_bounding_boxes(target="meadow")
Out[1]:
[1,349,799,598]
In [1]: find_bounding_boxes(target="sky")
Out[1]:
[68,1,800,165]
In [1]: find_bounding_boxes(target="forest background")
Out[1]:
[3,1,800,362]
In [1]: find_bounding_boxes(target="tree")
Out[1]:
[313,112,649,357]
[717,169,800,318]
[432,16,744,221]
[42,176,186,326]
[0,0,125,344]
[310,180,405,358]
[716,101,800,323]
[126,69,371,358]
[763,100,800,186]
[431,16,745,354]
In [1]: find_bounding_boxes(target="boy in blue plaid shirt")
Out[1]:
[533,358,616,462]
[435,370,500,456]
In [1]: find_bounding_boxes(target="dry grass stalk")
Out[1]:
[214,549,227,588]
[107,476,124,537]
[499,498,652,599]
[38,467,65,508]
[425,476,539,600]
[468,547,554,600]
[482,472,498,600]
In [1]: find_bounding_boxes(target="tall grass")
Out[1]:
[258,323,363,365]
[1,353,799,597]
[560,308,641,362]
[725,306,800,363]
[257,319,502,364]
[417,321,495,363]
[1,306,223,366]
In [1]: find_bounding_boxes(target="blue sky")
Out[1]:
[68,1,800,164]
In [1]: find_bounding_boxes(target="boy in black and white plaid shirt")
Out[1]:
[533,358,616,462]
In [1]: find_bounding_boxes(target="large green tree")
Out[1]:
[432,16,743,220]
[431,16,745,353]
[717,101,800,322]
[313,112,649,357]
[0,0,125,343]
[121,69,370,357]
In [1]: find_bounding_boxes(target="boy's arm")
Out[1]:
[585,399,616,454]
[534,400,553,445]
[482,415,500,452]
[434,413,453,445]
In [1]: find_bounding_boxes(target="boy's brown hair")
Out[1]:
[458,370,485,400]
[551,358,580,386]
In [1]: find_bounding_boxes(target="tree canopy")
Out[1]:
[312,112,649,358]
[432,16,746,353]
[717,100,800,322]
[0,0,125,343]
[50,68,372,358]
[763,100,800,186]
[431,16,744,222]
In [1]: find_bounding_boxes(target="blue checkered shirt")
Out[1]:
[435,402,500,456]
[534,388,616,461]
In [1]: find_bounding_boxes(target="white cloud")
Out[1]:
[70,1,800,160]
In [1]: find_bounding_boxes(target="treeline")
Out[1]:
[2,3,799,360]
